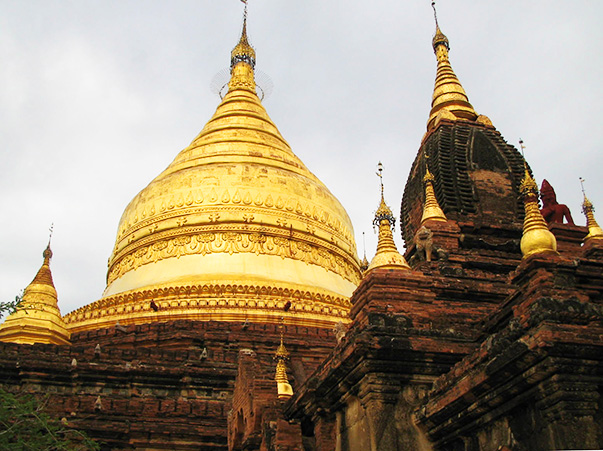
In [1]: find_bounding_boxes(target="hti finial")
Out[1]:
[373,162,396,230]
[43,223,54,261]
[519,139,526,157]
[431,1,439,29]
[580,177,594,211]
[241,0,249,28]
[231,0,255,70]
[518,139,530,174]
[423,155,435,182]
[376,161,384,197]
[431,0,449,51]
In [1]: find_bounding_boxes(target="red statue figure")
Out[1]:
[540,179,574,225]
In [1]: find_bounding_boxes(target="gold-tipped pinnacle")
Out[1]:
[427,1,478,130]
[580,178,603,241]
[367,163,410,271]
[421,157,447,224]
[519,164,558,258]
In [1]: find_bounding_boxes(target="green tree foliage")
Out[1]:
[0,292,24,320]
[0,389,99,450]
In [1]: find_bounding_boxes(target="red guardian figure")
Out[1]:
[540,179,574,225]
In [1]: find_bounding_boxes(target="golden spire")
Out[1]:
[519,160,558,258]
[0,241,70,345]
[228,1,256,93]
[274,326,293,400]
[580,178,603,242]
[421,158,447,224]
[367,163,410,272]
[427,1,478,131]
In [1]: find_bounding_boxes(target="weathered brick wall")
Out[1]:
[287,240,603,451]
[0,340,234,449]
[416,248,603,451]
[0,320,336,450]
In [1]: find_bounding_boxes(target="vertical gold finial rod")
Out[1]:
[43,223,55,263]
[376,161,384,198]
[431,1,440,29]
[242,0,248,17]
[48,223,54,246]
[519,139,526,157]
[518,139,530,178]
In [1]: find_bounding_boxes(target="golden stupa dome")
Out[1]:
[65,19,361,332]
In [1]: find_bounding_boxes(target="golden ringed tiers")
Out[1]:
[64,28,361,332]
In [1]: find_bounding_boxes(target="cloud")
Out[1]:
[0,1,601,315]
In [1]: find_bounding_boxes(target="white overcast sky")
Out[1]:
[0,1,601,316]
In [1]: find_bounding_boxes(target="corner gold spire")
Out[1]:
[360,253,369,273]
[427,1,478,131]
[0,243,70,345]
[274,328,293,400]
[519,163,558,258]
[580,178,603,242]
[421,159,447,224]
[228,2,256,93]
[367,163,410,272]
[359,232,369,272]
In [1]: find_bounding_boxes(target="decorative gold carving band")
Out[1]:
[107,226,360,286]
[117,189,355,248]
[64,282,352,329]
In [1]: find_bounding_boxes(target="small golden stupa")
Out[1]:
[64,9,361,332]
[581,181,603,242]
[0,244,70,345]
[519,165,558,258]
[274,329,294,400]
[420,160,447,225]
[366,163,410,272]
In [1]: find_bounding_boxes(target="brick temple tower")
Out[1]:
[285,5,603,451]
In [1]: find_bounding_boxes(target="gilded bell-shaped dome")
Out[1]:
[65,20,360,332]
